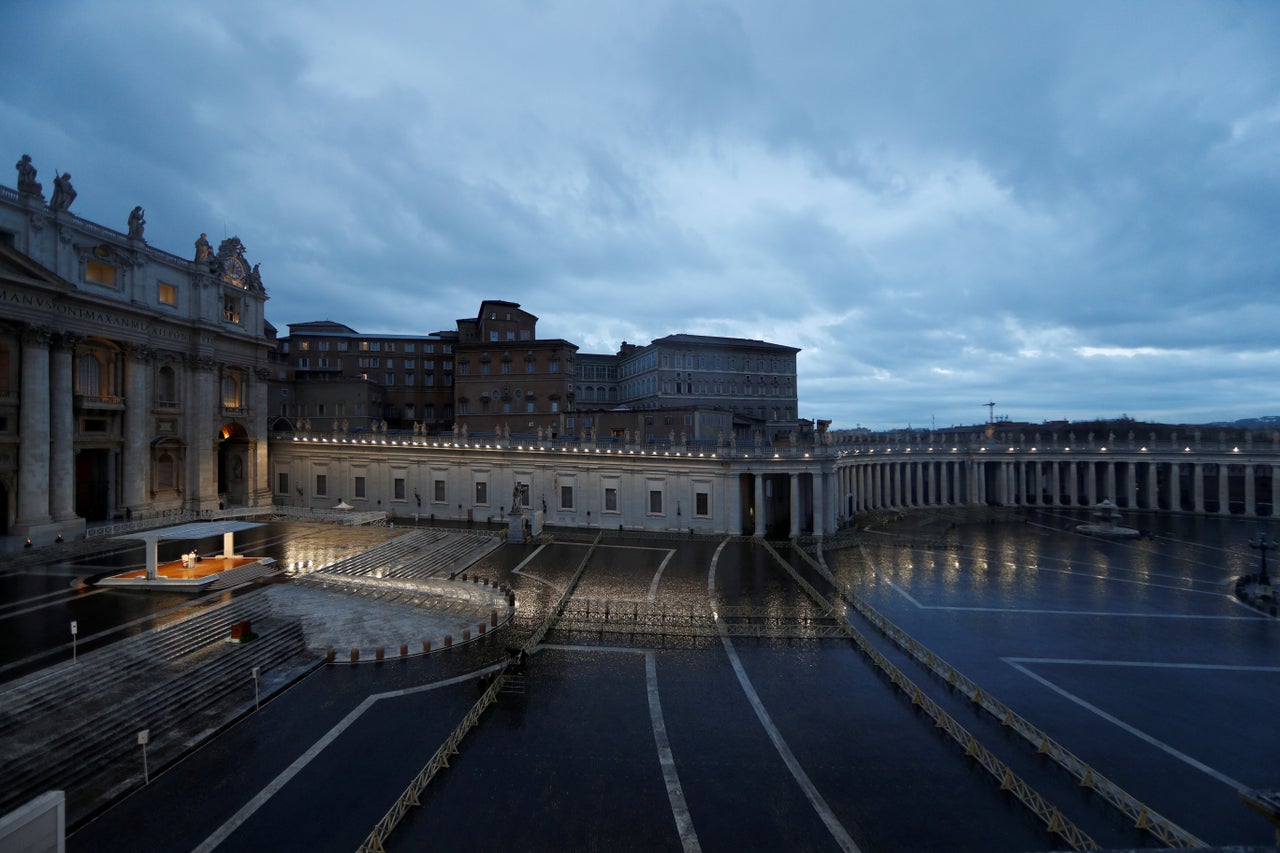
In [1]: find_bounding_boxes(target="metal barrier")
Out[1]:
[759,540,1099,851]
[355,531,602,852]
[790,542,1207,850]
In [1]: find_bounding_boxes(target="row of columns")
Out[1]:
[11,325,266,534]
[836,457,1280,517]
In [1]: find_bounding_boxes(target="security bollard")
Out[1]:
[478,623,486,635]
[423,640,432,653]
[508,591,516,606]
[444,635,452,648]
[326,648,335,663]
[375,647,385,661]
[400,643,408,657]
[350,649,359,662]
[490,610,498,626]
[462,629,471,642]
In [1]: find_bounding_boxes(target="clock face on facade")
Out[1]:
[224,257,246,283]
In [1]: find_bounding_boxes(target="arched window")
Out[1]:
[157,365,177,404]
[156,453,175,489]
[77,353,102,396]
[222,372,242,408]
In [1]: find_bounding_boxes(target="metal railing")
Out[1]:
[759,540,1100,851]
[355,531,601,852]
[85,505,275,539]
[791,542,1207,850]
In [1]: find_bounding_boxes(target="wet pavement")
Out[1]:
[3,512,1278,851]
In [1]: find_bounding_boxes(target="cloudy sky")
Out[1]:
[4,1,1278,430]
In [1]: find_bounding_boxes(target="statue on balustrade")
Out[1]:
[127,206,145,240]
[15,154,42,197]
[49,172,76,212]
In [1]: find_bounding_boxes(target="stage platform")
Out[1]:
[97,555,277,590]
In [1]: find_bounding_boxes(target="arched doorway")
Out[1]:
[218,422,250,507]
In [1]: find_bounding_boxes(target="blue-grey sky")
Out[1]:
[4,1,1278,430]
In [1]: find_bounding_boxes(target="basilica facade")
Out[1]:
[0,154,274,542]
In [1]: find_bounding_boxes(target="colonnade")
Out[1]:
[835,454,1280,518]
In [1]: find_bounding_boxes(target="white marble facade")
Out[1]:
[0,157,273,542]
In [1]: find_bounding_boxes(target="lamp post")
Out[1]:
[251,666,260,710]
[1249,530,1276,589]
[138,729,150,783]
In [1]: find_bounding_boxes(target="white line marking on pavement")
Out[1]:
[1002,659,1248,791]
[865,554,1262,620]
[1005,657,1280,672]
[511,543,560,591]
[646,652,701,852]
[708,538,861,853]
[191,664,504,853]
[647,549,677,603]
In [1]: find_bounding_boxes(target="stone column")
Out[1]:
[1050,461,1061,507]
[1272,465,1280,520]
[251,367,271,506]
[1124,462,1137,509]
[1217,465,1230,515]
[1244,464,1256,517]
[16,326,53,529]
[1146,462,1158,511]
[812,471,825,536]
[1067,461,1077,506]
[753,473,765,536]
[913,462,923,508]
[728,472,742,535]
[122,345,150,513]
[789,472,801,538]
[1168,462,1180,511]
[1192,463,1205,513]
[191,356,218,511]
[49,334,78,521]
[1105,461,1117,503]
[1085,462,1097,505]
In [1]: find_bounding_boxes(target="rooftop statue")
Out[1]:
[15,154,42,197]
[195,233,212,262]
[127,206,145,241]
[49,172,77,212]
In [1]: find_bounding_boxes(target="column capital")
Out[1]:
[192,354,218,372]
[21,325,54,347]
[253,366,271,381]
[124,342,156,363]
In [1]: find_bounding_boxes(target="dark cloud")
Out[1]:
[3,0,1278,429]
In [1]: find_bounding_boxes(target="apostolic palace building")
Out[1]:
[4,155,1280,547]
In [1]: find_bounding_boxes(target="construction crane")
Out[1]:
[984,402,996,424]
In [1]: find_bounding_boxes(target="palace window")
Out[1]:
[434,479,446,502]
[394,478,406,500]
[315,474,328,497]
[354,476,366,499]
[85,260,116,286]
[158,282,177,306]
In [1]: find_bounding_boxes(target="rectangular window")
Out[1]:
[354,476,366,498]
[315,474,328,497]
[85,261,116,286]
[404,359,415,369]
[158,282,177,306]
[525,401,534,413]
[405,343,415,353]
[392,478,405,500]
[648,490,662,514]
[458,363,468,375]
[423,374,434,386]
[338,341,349,351]
[475,481,488,505]
[434,479,446,502]
[385,359,395,369]
[277,472,289,494]
[695,492,710,517]
[604,487,618,512]
[501,362,511,374]
[480,362,490,375]
[319,341,330,351]
[550,401,559,413]
[560,485,574,510]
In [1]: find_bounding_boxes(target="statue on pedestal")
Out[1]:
[127,206,145,240]
[49,172,76,212]
[15,154,42,197]
[195,233,212,262]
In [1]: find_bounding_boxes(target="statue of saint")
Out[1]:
[15,154,41,196]
[49,172,76,212]
[194,233,212,261]
[127,206,145,240]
